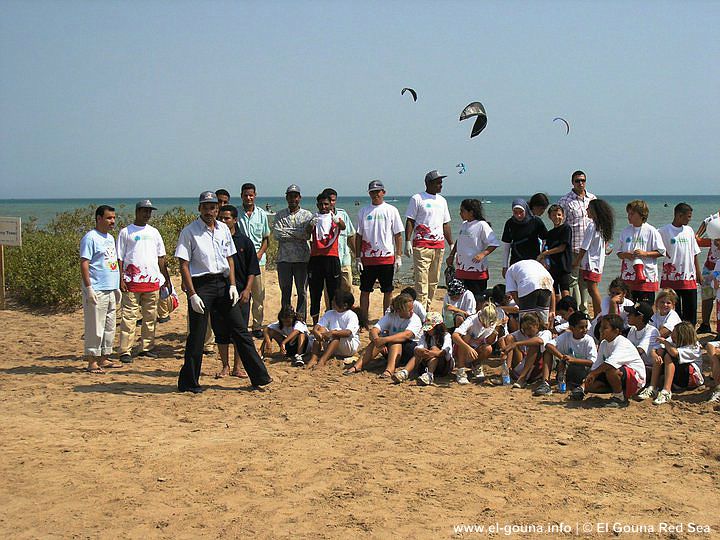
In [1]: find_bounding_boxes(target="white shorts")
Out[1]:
[308,335,359,357]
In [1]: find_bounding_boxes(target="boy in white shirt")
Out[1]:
[305,291,360,370]
[443,279,477,330]
[568,314,646,407]
[504,313,553,389]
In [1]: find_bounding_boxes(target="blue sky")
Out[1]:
[1,0,718,198]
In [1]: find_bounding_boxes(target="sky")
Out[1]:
[1,0,719,199]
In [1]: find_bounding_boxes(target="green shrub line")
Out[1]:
[5,206,280,310]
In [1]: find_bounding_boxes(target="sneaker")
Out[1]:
[472,365,486,380]
[417,370,434,386]
[533,381,552,396]
[455,368,470,385]
[251,329,264,339]
[708,386,720,403]
[119,354,133,364]
[653,389,672,405]
[292,354,305,368]
[604,396,629,408]
[697,323,712,334]
[512,379,526,389]
[138,350,158,359]
[568,386,585,401]
[392,369,409,383]
[636,386,657,401]
[157,316,171,324]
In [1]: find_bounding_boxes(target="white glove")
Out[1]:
[356,259,364,274]
[404,241,414,257]
[189,294,205,314]
[311,216,320,226]
[83,285,98,305]
[394,256,402,271]
[229,285,240,306]
[331,212,340,224]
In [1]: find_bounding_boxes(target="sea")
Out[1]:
[2,195,719,288]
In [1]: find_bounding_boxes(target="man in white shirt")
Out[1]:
[557,170,596,314]
[175,191,271,393]
[117,200,171,363]
[505,259,556,324]
[404,170,452,310]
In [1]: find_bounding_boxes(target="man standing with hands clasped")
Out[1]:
[175,191,271,393]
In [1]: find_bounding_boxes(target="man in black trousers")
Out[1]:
[175,191,272,393]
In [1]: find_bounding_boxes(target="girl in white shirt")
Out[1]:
[392,312,453,386]
[305,291,360,370]
[442,279,477,330]
[260,305,309,366]
[451,304,499,385]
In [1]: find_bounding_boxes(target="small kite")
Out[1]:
[401,88,417,102]
[459,102,487,138]
[456,163,466,174]
[553,117,570,135]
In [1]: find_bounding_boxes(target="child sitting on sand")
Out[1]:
[534,311,597,396]
[503,312,553,389]
[624,302,660,382]
[392,312,453,386]
[637,321,704,405]
[305,290,360,370]
[650,289,682,339]
[442,279,477,330]
[705,340,720,403]
[451,303,499,385]
[385,286,426,323]
[568,314,646,407]
[344,293,422,378]
[260,305,309,367]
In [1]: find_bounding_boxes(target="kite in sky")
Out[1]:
[456,163,466,174]
[401,88,417,102]
[459,102,487,138]
[553,117,570,135]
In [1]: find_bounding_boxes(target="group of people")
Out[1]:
[78,169,720,405]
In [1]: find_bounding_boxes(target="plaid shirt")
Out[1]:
[557,189,596,253]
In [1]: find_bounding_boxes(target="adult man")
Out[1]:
[175,191,271,393]
[236,182,271,339]
[324,187,356,293]
[505,259,556,325]
[356,180,404,326]
[215,189,231,207]
[273,184,313,320]
[116,200,171,363]
[404,170,452,309]
[79,205,121,373]
[658,203,702,324]
[557,170,596,313]
[216,204,262,378]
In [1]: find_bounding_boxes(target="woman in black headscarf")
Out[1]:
[501,198,548,276]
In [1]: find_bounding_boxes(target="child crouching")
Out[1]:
[393,312,453,386]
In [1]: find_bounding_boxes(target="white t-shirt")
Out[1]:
[454,220,499,279]
[702,212,720,270]
[454,313,496,341]
[617,223,666,286]
[579,221,606,275]
[505,259,554,297]
[658,223,701,288]
[593,335,647,387]
[650,309,682,334]
[406,192,451,249]
[442,290,477,327]
[356,202,404,265]
[550,332,598,363]
[268,320,309,337]
[416,332,453,359]
[317,309,360,349]
[511,329,552,353]
[715,260,720,301]
[374,312,422,342]
[117,224,166,291]
[626,324,661,367]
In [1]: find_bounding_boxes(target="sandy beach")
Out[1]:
[1,273,718,539]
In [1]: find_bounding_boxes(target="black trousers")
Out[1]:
[179,274,271,390]
[673,288,698,325]
[308,256,341,319]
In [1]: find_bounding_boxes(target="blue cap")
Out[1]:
[368,179,385,192]
[199,191,219,203]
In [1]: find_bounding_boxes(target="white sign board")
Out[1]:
[0,217,22,247]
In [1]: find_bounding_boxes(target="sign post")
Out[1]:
[0,217,22,310]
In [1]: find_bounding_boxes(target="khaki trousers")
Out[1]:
[119,290,160,356]
[250,266,266,330]
[413,247,444,310]
[157,294,171,319]
[83,289,117,357]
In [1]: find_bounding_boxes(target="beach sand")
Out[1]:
[1,273,718,539]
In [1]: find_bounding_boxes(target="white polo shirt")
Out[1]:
[175,218,236,277]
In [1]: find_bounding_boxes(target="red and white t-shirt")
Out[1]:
[310,213,340,257]
[579,221,606,275]
[406,192,451,249]
[618,223,666,291]
[454,220,499,280]
[703,212,720,270]
[356,202,404,266]
[117,224,166,293]
[658,223,701,289]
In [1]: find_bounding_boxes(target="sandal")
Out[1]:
[84,366,105,374]
[378,370,393,379]
[343,366,361,376]
[99,361,122,369]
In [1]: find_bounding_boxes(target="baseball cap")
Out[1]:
[624,302,653,323]
[424,170,447,183]
[421,312,444,332]
[199,191,219,204]
[135,199,157,210]
[286,184,301,194]
[368,179,385,192]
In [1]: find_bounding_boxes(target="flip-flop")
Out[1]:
[99,362,122,369]
[342,366,360,376]
[378,370,393,379]
[84,367,105,374]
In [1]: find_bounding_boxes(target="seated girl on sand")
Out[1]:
[305,290,360,370]
[260,305,309,367]
[637,321,704,405]
[650,288,682,339]
[503,312,553,389]
[451,303,499,385]
[392,312,453,386]
[344,293,422,378]
[442,279,476,331]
